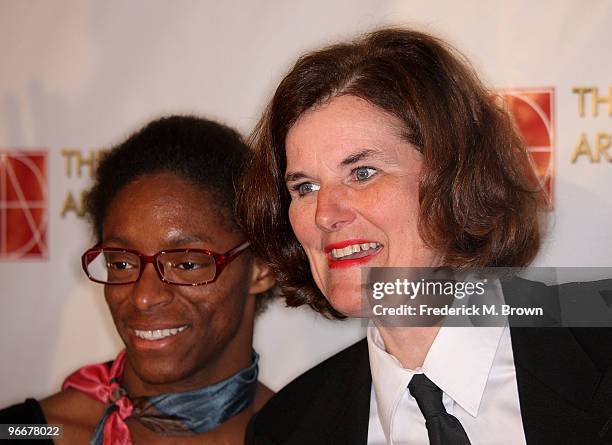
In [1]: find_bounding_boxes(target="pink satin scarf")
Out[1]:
[62,349,134,445]
[61,349,259,444]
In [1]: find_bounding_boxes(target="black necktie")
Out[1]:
[408,373,471,445]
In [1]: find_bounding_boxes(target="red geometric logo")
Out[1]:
[497,88,555,208]
[0,150,48,260]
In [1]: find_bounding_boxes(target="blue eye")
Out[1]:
[294,182,320,197]
[352,166,377,182]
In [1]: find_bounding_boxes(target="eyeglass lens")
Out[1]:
[85,250,218,284]
[158,251,216,284]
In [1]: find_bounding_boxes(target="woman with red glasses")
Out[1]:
[0,115,275,444]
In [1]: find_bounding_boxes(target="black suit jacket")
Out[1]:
[248,328,612,444]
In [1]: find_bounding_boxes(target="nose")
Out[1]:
[130,263,173,311]
[314,185,356,232]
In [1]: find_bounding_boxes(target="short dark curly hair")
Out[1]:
[86,115,273,308]
[237,28,543,319]
[86,115,246,240]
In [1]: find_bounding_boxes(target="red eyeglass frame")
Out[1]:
[81,240,250,286]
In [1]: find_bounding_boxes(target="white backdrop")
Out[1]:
[1,0,611,406]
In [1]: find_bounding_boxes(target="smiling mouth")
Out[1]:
[329,242,382,261]
[133,325,189,341]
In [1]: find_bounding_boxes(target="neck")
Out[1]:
[376,325,441,369]
[121,345,253,398]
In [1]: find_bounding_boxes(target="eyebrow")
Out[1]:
[339,149,384,167]
[285,171,308,183]
[166,234,214,246]
[285,149,389,183]
[102,234,214,248]
[101,236,132,246]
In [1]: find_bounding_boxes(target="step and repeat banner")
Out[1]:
[1,0,611,406]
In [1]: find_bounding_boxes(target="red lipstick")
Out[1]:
[325,239,382,269]
[324,239,374,253]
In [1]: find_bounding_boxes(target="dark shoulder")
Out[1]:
[38,389,105,444]
[263,338,368,408]
[0,398,47,423]
[40,388,104,424]
[0,399,53,445]
[248,338,370,444]
[253,381,274,412]
[0,390,104,443]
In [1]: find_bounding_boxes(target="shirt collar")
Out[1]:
[422,325,505,415]
[367,326,414,442]
[367,322,505,441]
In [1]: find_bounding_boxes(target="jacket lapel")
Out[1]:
[510,327,612,444]
[249,338,372,445]
[324,338,372,444]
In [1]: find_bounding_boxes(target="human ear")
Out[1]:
[247,257,275,295]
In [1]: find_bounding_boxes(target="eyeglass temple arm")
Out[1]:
[225,241,251,261]
[214,241,250,277]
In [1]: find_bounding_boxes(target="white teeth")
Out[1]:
[331,242,381,259]
[134,325,188,341]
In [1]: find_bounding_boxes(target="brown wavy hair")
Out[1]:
[237,27,543,319]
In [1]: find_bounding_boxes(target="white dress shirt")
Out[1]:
[366,324,527,444]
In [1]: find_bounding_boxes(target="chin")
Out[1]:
[127,351,192,385]
[326,283,367,318]
[137,363,192,386]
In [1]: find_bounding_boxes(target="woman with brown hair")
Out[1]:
[238,28,612,444]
